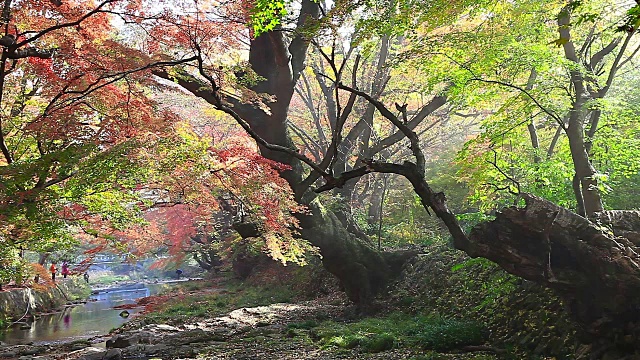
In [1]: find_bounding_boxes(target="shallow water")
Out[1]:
[0,283,169,345]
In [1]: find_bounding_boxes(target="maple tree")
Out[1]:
[116,125,312,269]
[0,0,164,278]
[0,0,295,281]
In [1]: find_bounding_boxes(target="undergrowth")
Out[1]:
[291,312,487,353]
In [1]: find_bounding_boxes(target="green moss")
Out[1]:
[287,320,319,330]
[313,312,486,353]
[409,317,485,351]
[361,333,396,352]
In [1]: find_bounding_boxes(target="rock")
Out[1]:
[178,345,197,357]
[106,331,157,348]
[138,343,170,355]
[150,324,180,332]
[66,339,91,351]
[68,343,90,351]
[0,351,18,358]
[20,347,44,356]
[67,346,104,359]
[106,334,139,348]
[164,328,212,346]
[77,348,122,360]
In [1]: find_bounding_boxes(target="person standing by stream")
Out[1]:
[50,262,57,282]
[61,262,69,279]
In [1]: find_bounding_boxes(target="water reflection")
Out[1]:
[0,283,169,345]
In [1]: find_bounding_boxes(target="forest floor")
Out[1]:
[0,244,580,359]
[5,287,498,360]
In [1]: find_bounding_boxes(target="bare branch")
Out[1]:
[369,94,447,155]
[589,37,622,70]
[338,83,426,175]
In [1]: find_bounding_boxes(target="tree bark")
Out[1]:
[524,69,541,163]
[296,202,393,305]
[467,194,640,355]
[557,6,606,217]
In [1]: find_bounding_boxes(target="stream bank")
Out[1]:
[0,278,90,326]
[0,245,591,359]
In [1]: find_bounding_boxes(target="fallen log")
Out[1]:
[467,194,640,355]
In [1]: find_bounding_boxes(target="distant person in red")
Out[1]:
[61,262,70,279]
[50,262,57,282]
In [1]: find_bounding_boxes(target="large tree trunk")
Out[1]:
[226,4,398,306]
[467,194,640,357]
[297,202,393,305]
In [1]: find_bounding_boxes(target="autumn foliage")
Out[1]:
[0,0,314,278]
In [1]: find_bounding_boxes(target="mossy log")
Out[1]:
[467,194,640,354]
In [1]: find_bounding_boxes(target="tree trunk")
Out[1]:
[566,115,603,217]
[466,194,640,356]
[297,202,393,305]
[229,5,397,305]
[524,69,541,163]
[558,6,605,217]
[333,183,372,245]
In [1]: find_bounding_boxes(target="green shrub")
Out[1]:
[313,312,486,353]
[409,317,485,351]
[361,333,396,352]
[322,332,396,352]
[325,334,364,349]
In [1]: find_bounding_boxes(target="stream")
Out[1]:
[0,282,171,345]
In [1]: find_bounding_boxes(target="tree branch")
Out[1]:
[369,94,447,155]
[470,77,564,127]
[337,83,426,175]
[13,0,118,48]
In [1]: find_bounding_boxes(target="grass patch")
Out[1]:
[287,320,319,330]
[91,274,130,285]
[142,279,297,325]
[65,276,92,300]
[174,279,209,292]
[312,312,486,353]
